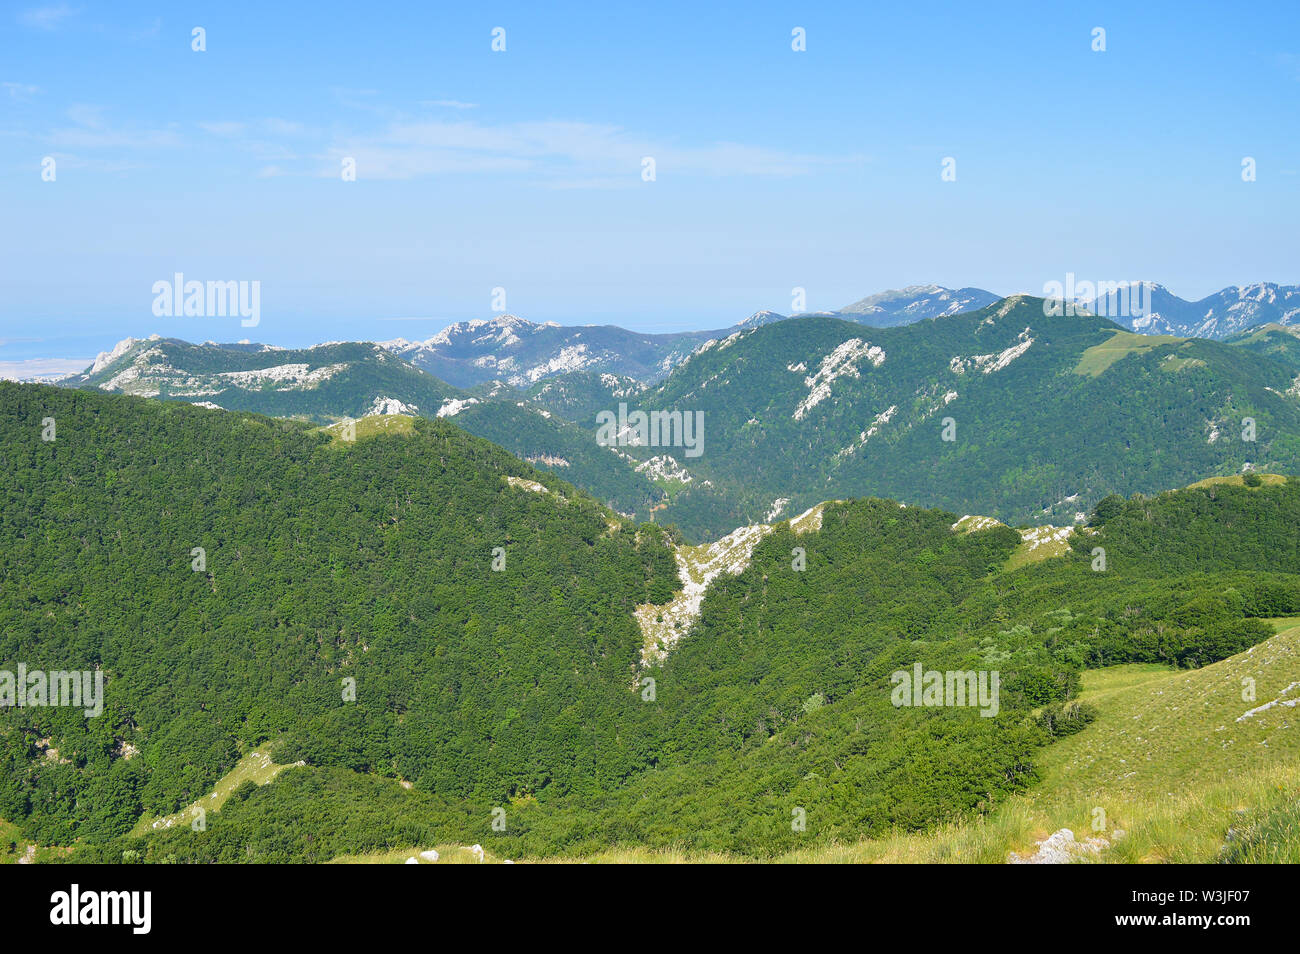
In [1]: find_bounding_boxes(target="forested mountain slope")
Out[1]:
[4,385,1294,862]
[0,383,678,843]
[634,297,1300,539]
[66,337,665,519]
[1225,323,1300,371]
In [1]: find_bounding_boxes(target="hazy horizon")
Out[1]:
[4,0,1299,370]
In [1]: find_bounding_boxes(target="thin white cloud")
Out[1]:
[3,82,40,100]
[38,151,147,173]
[262,118,307,136]
[320,143,532,178]
[18,4,77,30]
[201,118,308,137]
[322,118,862,182]
[199,121,247,137]
[40,97,861,186]
[50,125,181,150]
[421,100,479,110]
[43,104,182,150]
[66,103,105,128]
[198,119,309,162]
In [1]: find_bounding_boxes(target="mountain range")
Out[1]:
[62,288,1300,540]
[730,281,1300,341]
[53,282,1300,399]
[66,334,666,518]
[379,315,718,389]
[631,296,1300,536]
[372,286,1014,388]
[1078,282,1300,339]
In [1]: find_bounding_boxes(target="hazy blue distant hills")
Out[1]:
[728,285,1002,330]
[373,288,1010,388]
[380,314,719,388]
[1078,282,1300,339]
[66,336,462,421]
[835,284,1001,325]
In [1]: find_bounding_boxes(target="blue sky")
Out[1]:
[2,0,1298,372]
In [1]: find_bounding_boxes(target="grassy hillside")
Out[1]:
[1072,329,1187,376]
[775,618,1300,864]
[461,595,1300,863]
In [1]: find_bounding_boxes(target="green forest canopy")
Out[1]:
[1,382,1297,860]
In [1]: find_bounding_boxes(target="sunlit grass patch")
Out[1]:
[1074,330,1185,377]
[1005,525,1074,570]
[1186,472,1287,490]
[130,742,302,837]
[320,413,417,445]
